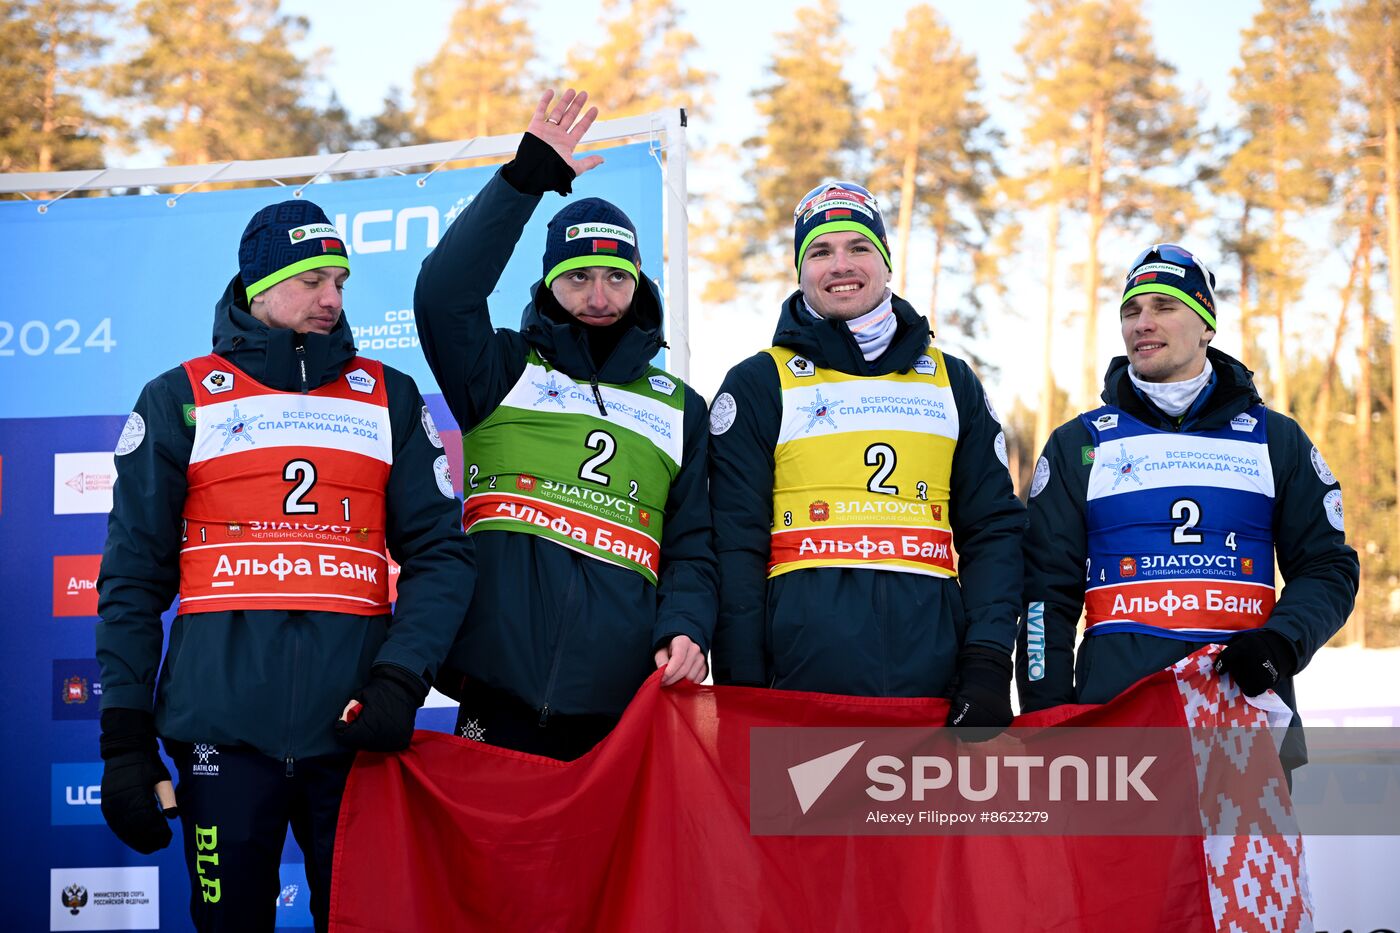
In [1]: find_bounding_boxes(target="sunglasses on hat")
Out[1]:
[1127,243,1218,307]
[793,181,879,219]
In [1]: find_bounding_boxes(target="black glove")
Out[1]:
[501,132,575,196]
[334,665,430,753]
[99,708,174,854]
[1214,629,1298,697]
[945,646,1015,742]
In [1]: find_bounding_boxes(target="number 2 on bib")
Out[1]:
[865,443,898,495]
[580,430,617,485]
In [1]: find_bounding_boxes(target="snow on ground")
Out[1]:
[1295,645,1400,724]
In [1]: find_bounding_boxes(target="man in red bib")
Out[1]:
[96,200,474,932]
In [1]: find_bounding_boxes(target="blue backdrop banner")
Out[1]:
[0,142,663,931]
[0,142,663,419]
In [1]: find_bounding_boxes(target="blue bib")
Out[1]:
[1082,406,1275,641]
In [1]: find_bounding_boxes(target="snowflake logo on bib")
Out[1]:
[1106,443,1148,489]
[532,376,569,408]
[798,390,838,433]
[212,405,266,451]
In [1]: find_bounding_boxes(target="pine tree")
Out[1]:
[1313,187,1377,444]
[312,91,356,155]
[114,0,332,165]
[1220,0,1338,414]
[694,151,751,304]
[1339,0,1400,642]
[1315,19,1384,447]
[0,0,114,178]
[698,0,860,296]
[361,87,425,150]
[867,4,997,328]
[413,0,536,142]
[1009,0,1202,414]
[1213,200,1267,367]
[1006,0,1076,453]
[564,0,711,119]
[744,0,861,257]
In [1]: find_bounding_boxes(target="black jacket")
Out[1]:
[1017,347,1359,765]
[96,280,475,760]
[709,293,1026,696]
[414,146,717,718]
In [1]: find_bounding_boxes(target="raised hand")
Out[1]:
[527,88,604,177]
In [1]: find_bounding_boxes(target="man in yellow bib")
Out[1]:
[709,182,1024,734]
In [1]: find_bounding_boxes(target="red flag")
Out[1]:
[330,649,1307,932]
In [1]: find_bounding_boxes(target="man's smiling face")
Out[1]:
[1119,292,1213,383]
[799,231,891,321]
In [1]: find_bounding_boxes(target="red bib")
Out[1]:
[178,354,393,615]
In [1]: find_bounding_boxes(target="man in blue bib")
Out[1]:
[1017,243,1358,771]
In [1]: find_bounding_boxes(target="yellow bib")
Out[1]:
[765,345,960,578]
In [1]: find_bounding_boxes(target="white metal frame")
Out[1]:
[0,110,692,377]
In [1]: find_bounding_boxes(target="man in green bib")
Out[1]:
[709,181,1025,737]
[415,88,717,760]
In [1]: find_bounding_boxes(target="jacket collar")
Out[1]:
[1100,346,1261,431]
[771,290,931,376]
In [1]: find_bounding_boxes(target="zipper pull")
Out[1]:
[589,375,608,417]
[285,756,295,777]
[296,346,308,394]
[538,703,551,727]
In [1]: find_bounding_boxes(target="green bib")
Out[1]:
[461,350,685,584]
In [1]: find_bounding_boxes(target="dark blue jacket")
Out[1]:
[414,165,717,719]
[1017,347,1359,767]
[708,294,1025,696]
[96,280,474,761]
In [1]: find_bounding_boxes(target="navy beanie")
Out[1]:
[1121,243,1218,329]
[793,181,891,276]
[542,198,641,287]
[239,200,349,300]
